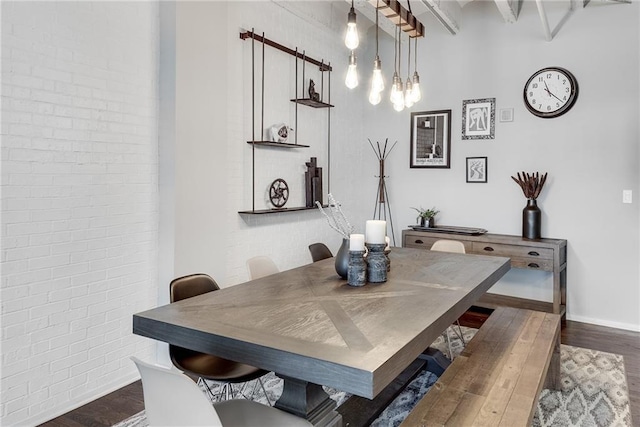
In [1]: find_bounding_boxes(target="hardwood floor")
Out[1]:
[39,309,640,427]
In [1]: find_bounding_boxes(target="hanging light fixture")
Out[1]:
[411,36,422,103]
[345,0,359,50]
[369,1,384,105]
[345,50,358,89]
[390,26,404,111]
[404,35,414,108]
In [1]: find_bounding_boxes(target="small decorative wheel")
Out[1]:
[269,178,289,208]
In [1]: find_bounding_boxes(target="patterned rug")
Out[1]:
[115,327,631,427]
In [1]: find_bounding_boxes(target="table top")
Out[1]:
[133,247,510,399]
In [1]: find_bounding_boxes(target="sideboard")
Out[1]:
[402,229,567,318]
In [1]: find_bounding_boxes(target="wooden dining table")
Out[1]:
[133,247,510,427]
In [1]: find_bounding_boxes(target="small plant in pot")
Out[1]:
[412,206,439,228]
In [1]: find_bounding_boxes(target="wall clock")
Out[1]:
[523,67,578,118]
[269,178,289,208]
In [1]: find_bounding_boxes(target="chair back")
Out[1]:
[431,239,466,254]
[246,256,279,280]
[131,357,223,426]
[308,243,333,262]
[170,273,219,303]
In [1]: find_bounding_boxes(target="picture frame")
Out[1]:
[410,110,452,168]
[462,98,495,140]
[466,157,488,183]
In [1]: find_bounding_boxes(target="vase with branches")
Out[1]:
[316,194,354,278]
[511,171,548,239]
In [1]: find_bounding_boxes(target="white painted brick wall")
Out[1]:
[1,2,159,425]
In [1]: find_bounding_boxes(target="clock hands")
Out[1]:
[543,80,564,103]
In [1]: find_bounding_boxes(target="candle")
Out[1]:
[349,234,365,251]
[365,220,386,244]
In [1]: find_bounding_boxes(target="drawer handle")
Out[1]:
[528,251,540,256]
[483,247,494,252]
[415,239,424,244]
[528,263,540,268]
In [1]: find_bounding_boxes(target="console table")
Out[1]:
[402,229,567,318]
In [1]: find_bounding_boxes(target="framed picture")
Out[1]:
[410,110,452,168]
[466,157,487,183]
[462,98,495,140]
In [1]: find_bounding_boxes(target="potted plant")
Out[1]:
[412,207,439,228]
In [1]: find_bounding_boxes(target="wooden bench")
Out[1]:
[401,307,561,427]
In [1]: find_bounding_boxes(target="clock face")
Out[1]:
[523,67,578,118]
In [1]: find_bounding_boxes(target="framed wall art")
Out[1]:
[462,98,495,140]
[466,157,487,183]
[410,110,452,168]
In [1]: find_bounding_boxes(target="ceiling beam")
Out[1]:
[418,0,461,35]
[535,0,575,41]
[367,0,424,37]
[493,0,521,23]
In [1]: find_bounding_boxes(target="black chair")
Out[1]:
[308,243,333,262]
[169,274,271,404]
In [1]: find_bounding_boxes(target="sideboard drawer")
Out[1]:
[510,256,554,272]
[471,242,553,260]
[404,234,440,249]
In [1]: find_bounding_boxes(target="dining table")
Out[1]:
[133,247,510,427]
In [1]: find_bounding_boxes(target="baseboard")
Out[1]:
[21,372,140,427]
[567,314,640,332]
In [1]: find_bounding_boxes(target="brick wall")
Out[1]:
[1,2,159,425]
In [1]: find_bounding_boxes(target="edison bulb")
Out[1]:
[369,88,382,105]
[345,14,359,50]
[345,52,358,89]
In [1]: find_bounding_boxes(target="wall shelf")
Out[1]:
[246,141,310,148]
[238,205,327,215]
[290,99,334,108]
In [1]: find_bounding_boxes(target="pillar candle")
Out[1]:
[365,220,386,244]
[349,234,365,251]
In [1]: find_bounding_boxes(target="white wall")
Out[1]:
[168,1,370,291]
[0,2,159,425]
[364,2,640,330]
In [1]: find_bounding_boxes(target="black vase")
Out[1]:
[522,199,541,240]
[335,238,349,279]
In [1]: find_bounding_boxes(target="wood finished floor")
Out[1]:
[39,309,640,427]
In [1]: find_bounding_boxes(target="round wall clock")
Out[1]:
[269,178,289,208]
[523,67,578,118]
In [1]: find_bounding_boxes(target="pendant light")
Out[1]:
[345,0,359,50]
[345,51,358,89]
[369,1,384,105]
[404,36,414,108]
[390,26,404,111]
[411,36,422,103]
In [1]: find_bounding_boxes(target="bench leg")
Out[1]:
[544,327,561,391]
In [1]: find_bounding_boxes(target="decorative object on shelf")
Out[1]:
[347,234,366,287]
[369,138,398,245]
[411,206,439,228]
[305,157,323,208]
[268,178,289,208]
[462,98,495,140]
[268,123,293,143]
[466,157,488,183]
[308,79,320,102]
[316,194,354,278]
[511,171,548,240]
[523,67,578,119]
[410,110,451,168]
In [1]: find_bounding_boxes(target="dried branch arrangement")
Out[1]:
[511,171,548,200]
[316,194,353,239]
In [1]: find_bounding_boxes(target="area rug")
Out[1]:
[114,327,631,427]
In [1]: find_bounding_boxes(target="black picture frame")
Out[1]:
[461,98,495,140]
[466,157,488,183]
[410,110,452,168]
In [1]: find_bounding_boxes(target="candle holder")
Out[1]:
[347,250,367,287]
[384,248,391,272]
[366,243,387,283]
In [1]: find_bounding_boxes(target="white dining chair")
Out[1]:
[131,357,311,427]
[246,256,279,280]
[430,239,468,359]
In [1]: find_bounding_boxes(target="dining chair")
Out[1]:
[308,243,333,262]
[131,357,312,427]
[169,274,271,404]
[430,240,467,359]
[246,256,279,280]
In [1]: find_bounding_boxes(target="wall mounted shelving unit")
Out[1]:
[238,29,332,215]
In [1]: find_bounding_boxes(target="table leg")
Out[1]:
[544,326,562,391]
[274,374,342,427]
